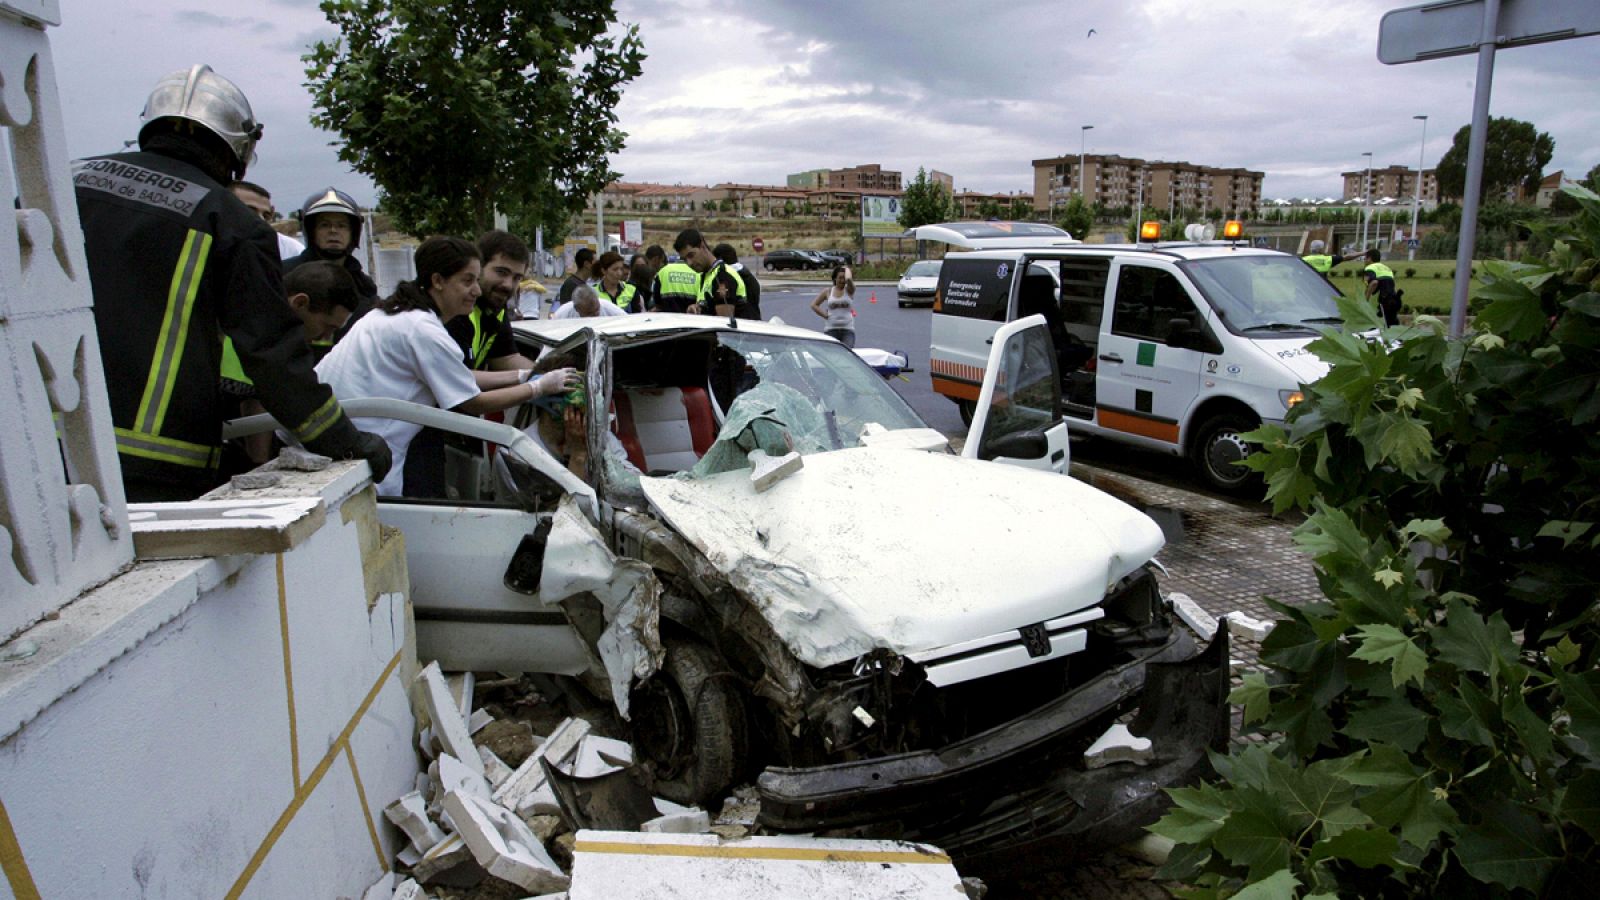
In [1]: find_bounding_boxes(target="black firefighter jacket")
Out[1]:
[73,150,361,494]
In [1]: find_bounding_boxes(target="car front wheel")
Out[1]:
[1190,412,1261,494]
[629,639,747,807]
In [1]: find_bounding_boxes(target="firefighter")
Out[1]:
[284,186,379,351]
[72,64,390,501]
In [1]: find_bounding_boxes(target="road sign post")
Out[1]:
[1378,0,1600,337]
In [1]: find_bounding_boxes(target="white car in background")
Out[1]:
[896,259,942,307]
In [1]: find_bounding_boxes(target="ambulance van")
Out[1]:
[924,221,1342,492]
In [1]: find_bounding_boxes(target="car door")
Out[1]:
[1093,260,1208,450]
[962,314,1070,473]
[930,255,1017,415]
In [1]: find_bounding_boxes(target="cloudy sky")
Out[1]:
[46,0,1600,210]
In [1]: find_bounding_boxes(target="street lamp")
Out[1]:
[1409,115,1428,262]
[1361,151,1373,250]
[1079,125,1094,202]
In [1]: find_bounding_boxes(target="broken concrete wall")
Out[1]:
[0,464,418,898]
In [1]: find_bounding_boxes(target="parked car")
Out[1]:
[919,220,1338,492]
[896,259,942,307]
[815,249,853,268]
[235,313,1227,874]
[762,249,818,271]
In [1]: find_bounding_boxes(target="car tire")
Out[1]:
[630,639,747,807]
[764,262,774,272]
[1189,411,1261,494]
[898,299,907,308]
[957,399,976,427]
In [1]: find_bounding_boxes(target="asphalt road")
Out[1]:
[757,282,965,435]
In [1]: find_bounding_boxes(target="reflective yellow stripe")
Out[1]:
[136,229,212,433]
[468,306,503,369]
[219,336,252,385]
[291,395,344,444]
[115,427,221,468]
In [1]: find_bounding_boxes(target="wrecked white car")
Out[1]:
[265,313,1230,873]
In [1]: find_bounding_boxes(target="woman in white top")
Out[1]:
[317,236,576,496]
[810,264,856,348]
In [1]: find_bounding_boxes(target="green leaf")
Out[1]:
[1151,785,1233,844]
[1230,869,1300,900]
[1454,803,1560,893]
[1548,636,1581,667]
[1431,601,1520,688]
[1437,679,1500,749]
[1259,618,1325,672]
[1537,520,1593,548]
[1350,624,1428,688]
[1154,839,1212,882]
[1344,697,1428,753]
[1347,745,1460,849]
[1334,291,1382,334]
[1374,412,1435,472]
[1558,770,1600,842]
[1292,502,1371,566]
[1231,672,1273,725]
[1212,806,1294,880]
[1400,518,1451,545]
[1502,685,1555,763]
[1553,666,1600,752]
[1307,827,1403,869]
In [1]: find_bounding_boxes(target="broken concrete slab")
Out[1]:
[522,813,565,845]
[412,834,486,889]
[391,878,428,900]
[1084,723,1153,769]
[230,472,284,491]
[572,734,632,779]
[1224,610,1275,643]
[126,497,325,559]
[493,733,566,818]
[361,872,395,900]
[565,831,965,898]
[468,708,494,735]
[479,745,515,790]
[640,808,711,834]
[384,790,447,854]
[417,662,484,775]
[1169,592,1218,641]
[445,671,476,722]
[274,445,332,471]
[443,791,572,895]
[713,787,759,827]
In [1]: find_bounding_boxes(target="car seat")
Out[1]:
[611,386,718,473]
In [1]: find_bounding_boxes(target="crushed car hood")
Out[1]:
[640,448,1164,668]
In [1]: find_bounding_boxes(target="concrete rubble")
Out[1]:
[380,660,984,899]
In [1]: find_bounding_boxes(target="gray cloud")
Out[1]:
[171,9,273,33]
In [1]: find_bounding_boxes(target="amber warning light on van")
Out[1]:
[1222,220,1244,239]
[1139,221,1161,241]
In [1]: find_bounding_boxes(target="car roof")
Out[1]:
[911,221,1079,249]
[511,312,834,346]
[945,242,1291,262]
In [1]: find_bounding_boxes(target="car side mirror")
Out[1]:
[1166,317,1218,353]
[503,518,552,595]
[982,430,1049,462]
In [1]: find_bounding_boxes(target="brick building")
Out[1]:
[1032,154,1264,217]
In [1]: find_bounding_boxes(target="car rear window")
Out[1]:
[936,258,1013,322]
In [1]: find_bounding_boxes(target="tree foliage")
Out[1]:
[304,0,644,237]
[1436,116,1554,202]
[1055,195,1093,239]
[897,167,952,229]
[1152,185,1600,897]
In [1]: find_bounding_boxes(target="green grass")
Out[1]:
[1324,258,1485,314]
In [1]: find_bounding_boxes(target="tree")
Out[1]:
[1009,198,1034,220]
[1435,116,1554,202]
[1153,185,1600,897]
[1054,195,1092,239]
[304,0,644,237]
[897,167,952,229]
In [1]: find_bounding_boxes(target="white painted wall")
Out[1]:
[0,466,419,898]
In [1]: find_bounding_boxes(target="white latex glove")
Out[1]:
[530,367,579,397]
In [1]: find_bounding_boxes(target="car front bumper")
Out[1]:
[755,627,1230,876]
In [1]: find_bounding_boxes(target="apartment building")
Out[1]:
[1340,165,1440,206]
[785,164,904,193]
[953,190,1035,218]
[1031,154,1265,217]
[598,181,705,213]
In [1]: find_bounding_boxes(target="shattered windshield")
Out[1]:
[1182,255,1343,335]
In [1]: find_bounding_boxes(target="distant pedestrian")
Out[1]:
[1362,249,1403,326]
[556,247,595,314]
[714,243,761,320]
[810,265,856,348]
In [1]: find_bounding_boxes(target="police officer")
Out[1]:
[1361,249,1403,326]
[673,228,745,317]
[1301,239,1358,285]
[652,251,701,314]
[714,243,761,320]
[72,64,390,501]
[285,187,379,348]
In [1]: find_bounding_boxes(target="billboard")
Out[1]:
[861,195,903,238]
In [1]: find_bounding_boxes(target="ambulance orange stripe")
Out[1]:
[1098,408,1179,443]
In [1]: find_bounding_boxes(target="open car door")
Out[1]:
[962,314,1070,473]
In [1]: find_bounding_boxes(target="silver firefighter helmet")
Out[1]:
[299,188,363,248]
[138,64,262,177]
